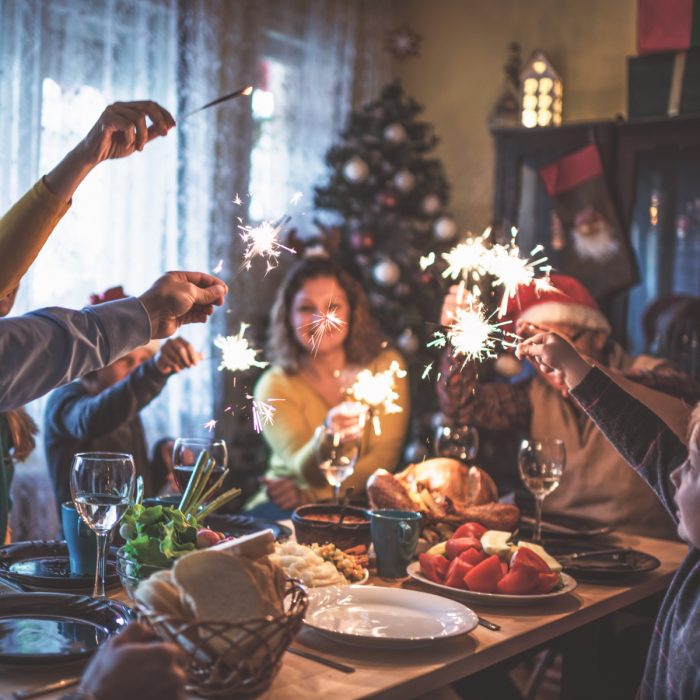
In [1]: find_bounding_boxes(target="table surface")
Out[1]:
[0,530,688,700]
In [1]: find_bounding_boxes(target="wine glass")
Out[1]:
[316,426,362,504]
[518,438,566,542]
[172,438,228,495]
[70,452,135,597]
[434,424,479,463]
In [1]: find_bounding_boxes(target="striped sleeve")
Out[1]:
[570,367,687,519]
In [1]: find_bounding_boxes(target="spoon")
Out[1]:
[336,487,354,528]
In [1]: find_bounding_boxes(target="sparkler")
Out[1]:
[239,215,295,272]
[203,419,218,432]
[486,235,549,317]
[212,259,223,274]
[247,395,283,433]
[289,192,303,206]
[233,194,243,206]
[429,301,513,365]
[347,361,407,435]
[214,323,268,373]
[441,228,493,281]
[299,302,347,355]
[180,85,253,122]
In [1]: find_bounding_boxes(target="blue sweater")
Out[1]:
[571,368,698,700]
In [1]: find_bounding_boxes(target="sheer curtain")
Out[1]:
[0,0,394,517]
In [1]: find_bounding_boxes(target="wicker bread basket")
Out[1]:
[137,578,308,697]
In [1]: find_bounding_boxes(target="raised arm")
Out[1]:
[0,100,175,298]
[0,271,226,412]
[50,358,169,440]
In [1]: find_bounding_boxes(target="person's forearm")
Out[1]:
[0,299,151,412]
[44,143,97,203]
[60,359,168,440]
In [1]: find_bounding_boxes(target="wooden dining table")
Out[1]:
[0,530,688,700]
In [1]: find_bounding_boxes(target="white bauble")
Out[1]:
[421,194,441,215]
[383,122,407,144]
[372,258,401,287]
[397,328,420,354]
[433,216,458,241]
[342,156,369,184]
[393,169,416,193]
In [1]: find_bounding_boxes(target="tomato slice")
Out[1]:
[464,554,504,593]
[459,547,486,566]
[453,521,488,539]
[533,571,560,594]
[444,557,474,589]
[496,565,539,595]
[419,553,449,583]
[510,546,550,573]
[445,536,482,560]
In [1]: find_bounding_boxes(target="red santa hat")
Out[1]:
[504,273,611,333]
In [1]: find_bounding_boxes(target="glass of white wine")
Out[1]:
[71,452,135,597]
[316,427,361,504]
[518,438,566,543]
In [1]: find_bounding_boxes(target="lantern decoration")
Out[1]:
[520,51,562,128]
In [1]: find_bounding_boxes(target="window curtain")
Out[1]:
[0,0,394,464]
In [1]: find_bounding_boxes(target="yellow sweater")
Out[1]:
[0,179,71,298]
[250,348,410,506]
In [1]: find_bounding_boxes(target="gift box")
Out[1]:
[638,0,700,55]
[628,48,700,118]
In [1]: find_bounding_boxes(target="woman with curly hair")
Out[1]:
[249,256,409,516]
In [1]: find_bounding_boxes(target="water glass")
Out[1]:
[70,452,135,597]
[434,423,479,463]
[518,438,566,542]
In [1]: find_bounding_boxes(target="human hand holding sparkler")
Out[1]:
[324,401,368,443]
[155,337,203,375]
[44,100,176,204]
[139,271,227,338]
[516,331,592,392]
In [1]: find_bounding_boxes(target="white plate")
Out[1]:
[303,584,478,648]
[406,562,577,607]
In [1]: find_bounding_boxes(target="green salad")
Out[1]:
[119,450,240,572]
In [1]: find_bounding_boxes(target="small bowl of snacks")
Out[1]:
[292,504,371,551]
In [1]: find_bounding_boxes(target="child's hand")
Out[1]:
[515,332,591,390]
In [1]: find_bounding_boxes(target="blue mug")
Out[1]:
[370,509,422,579]
[61,501,97,576]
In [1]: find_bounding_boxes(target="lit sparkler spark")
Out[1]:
[421,363,433,380]
[419,252,436,271]
[203,419,218,432]
[300,303,347,354]
[212,259,224,274]
[347,361,407,435]
[247,395,283,433]
[486,233,549,317]
[429,303,511,364]
[289,191,303,206]
[233,194,243,206]
[441,228,492,281]
[239,215,295,272]
[214,323,268,373]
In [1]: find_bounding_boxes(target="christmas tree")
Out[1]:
[314,81,457,457]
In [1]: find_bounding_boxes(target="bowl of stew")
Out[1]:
[292,504,372,550]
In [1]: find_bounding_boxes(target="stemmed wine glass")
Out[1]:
[71,452,135,597]
[172,438,228,495]
[518,438,566,542]
[434,424,479,463]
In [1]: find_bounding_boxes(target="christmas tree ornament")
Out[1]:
[397,328,420,354]
[372,258,401,287]
[421,194,441,215]
[393,169,416,193]
[383,122,407,144]
[350,230,374,251]
[342,156,369,184]
[433,216,458,241]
